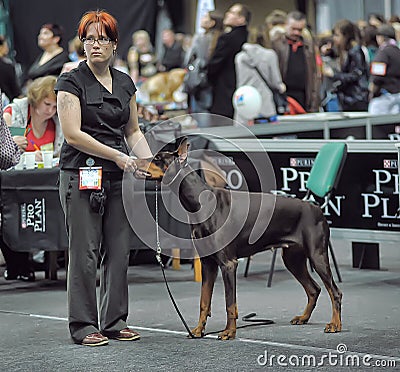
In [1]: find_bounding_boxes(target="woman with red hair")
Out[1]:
[55,9,153,346]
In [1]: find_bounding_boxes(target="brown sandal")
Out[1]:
[112,328,141,341]
[81,332,109,346]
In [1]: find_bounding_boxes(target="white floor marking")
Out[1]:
[1,310,398,362]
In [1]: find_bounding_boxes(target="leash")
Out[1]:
[153,179,272,339]
[204,313,274,336]
[154,182,196,339]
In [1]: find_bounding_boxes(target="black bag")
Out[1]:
[183,57,208,95]
[273,90,289,114]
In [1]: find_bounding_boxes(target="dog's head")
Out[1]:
[140,137,189,182]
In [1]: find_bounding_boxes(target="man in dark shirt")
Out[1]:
[158,29,184,72]
[370,24,400,96]
[207,3,249,119]
[272,11,319,112]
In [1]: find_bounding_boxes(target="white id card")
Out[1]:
[79,167,102,190]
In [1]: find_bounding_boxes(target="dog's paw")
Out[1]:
[290,316,309,325]
[190,326,205,338]
[217,329,236,340]
[324,322,342,333]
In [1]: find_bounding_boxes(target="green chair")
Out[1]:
[244,142,347,286]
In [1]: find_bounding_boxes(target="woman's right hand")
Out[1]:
[115,152,154,179]
[12,135,28,152]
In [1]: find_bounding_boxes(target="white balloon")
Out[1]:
[232,85,262,120]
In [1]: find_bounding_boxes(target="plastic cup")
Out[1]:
[42,150,54,168]
[14,153,25,170]
[25,152,36,170]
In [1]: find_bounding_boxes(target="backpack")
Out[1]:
[183,57,208,95]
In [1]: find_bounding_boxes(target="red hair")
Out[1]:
[77,9,118,42]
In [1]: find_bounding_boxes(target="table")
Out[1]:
[0,168,192,257]
[0,168,68,252]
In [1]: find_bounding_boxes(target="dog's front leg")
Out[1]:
[219,259,238,340]
[191,257,218,338]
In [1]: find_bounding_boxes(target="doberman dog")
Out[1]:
[148,138,342,340]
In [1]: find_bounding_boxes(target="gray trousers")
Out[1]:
[59,170,131,343]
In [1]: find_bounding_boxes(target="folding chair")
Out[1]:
[244,142,347,286]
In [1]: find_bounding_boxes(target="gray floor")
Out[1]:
[0,239,399,371]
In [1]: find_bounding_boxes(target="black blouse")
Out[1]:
[54,61,136,171]
[27,50,70,81]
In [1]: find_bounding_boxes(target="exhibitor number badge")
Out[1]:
[79,167,102,190]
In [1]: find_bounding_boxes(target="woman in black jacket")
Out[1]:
[323,19,369,111]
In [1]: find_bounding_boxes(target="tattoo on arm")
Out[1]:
[58,93,76,111]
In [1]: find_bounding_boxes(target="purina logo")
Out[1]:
[383,159,398,169]
[290,157,315,167]
[20,198,46,232]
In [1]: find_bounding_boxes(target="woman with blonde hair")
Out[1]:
[4,75,63,159]
[127,29,157,83]
[1,75,63,283]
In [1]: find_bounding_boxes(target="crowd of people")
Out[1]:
[3,5,400,124]
[1,3,400,347]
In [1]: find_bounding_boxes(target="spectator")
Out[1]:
[158,29,184,72]
[0,36,20,103]
[265,9,287,43]
[26,23,70,84]
[322,19,369,111]
[368,13,386,28]
[318,33,340,111]
[234,28,285,124]
[1,75,62,282]
[4,75,63,159]
[127,30,157,83]
[61,36,85,74]
[361,25,378,65]
[207,3,249,119]
[369,24,400,114]
[184,10,223,116]
[272,11,320,112]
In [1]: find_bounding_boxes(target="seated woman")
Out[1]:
[1,76,63,282]
[4,75,63,160]
[26,23,70,85]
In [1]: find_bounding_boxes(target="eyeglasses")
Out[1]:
[82,36,112,46]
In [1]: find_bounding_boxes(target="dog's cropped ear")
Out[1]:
[177,137,189,162]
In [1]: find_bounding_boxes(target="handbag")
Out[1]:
[0,90,20,170]
[183,57,208,95]
[253,65,289,115]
